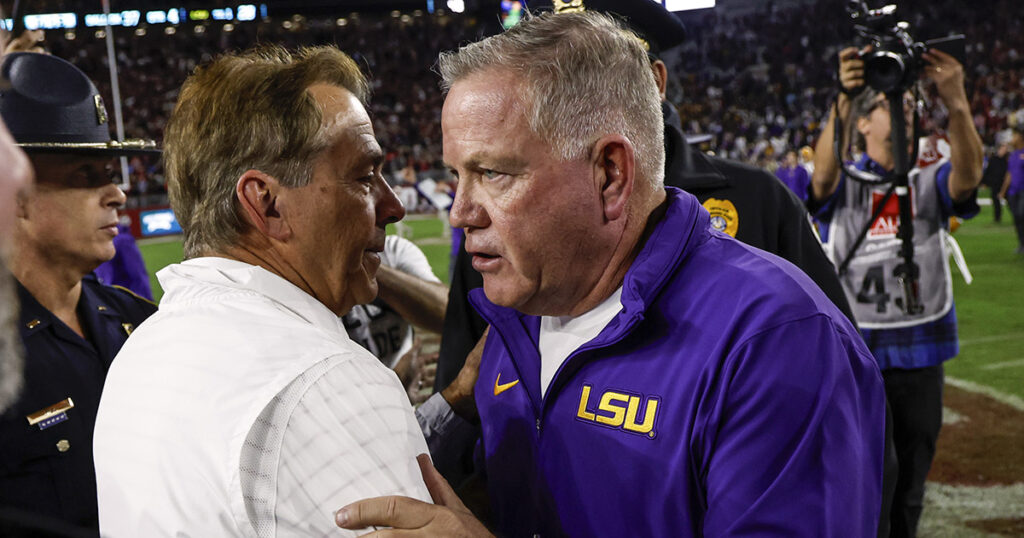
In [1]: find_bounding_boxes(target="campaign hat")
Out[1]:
[0,52,159,156]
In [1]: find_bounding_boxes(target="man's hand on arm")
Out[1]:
[392,338,438,404]
[923,49,984,202]
[376,265,449,334]
[440,328,487,424]
[335,454,494,537]
[811,46,865,201]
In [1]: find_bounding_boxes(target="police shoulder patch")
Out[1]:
[702,198,739,238]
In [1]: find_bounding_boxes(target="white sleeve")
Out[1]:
[240,353,431,537]
[383,235,441,283]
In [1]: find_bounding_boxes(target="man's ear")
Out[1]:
[651,60,669,101]
[236,170,290,241]
[15,191,30,219]
[856,115,871,138]
[591,135,635,222]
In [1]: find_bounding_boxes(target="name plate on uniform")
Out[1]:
[26,398,75,430]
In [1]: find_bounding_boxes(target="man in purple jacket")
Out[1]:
[777,149,811,201]
[338,11,885,537]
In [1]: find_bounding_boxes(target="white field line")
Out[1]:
[945,376,1024,412]
[959,332,1024,346]
[980,358,1024,371]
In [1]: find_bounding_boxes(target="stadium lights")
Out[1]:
[84,11,141,28]
[336,18,348,26]
[662,0,716,12]
[24,13,77,30]
[447,0,465,14]
[236,5,257,22]
[64,30,76,40]
[135,27,146,36]
[165,26,176,34]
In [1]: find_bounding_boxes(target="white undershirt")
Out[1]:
[538,286,623,397]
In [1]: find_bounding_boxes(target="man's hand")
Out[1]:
[922,48,968,109]
[838,45,869,96]
[922,48,983,200]
[335,454,493,537]
[393,338,438,405]
[3,29,45,55]
[440,327,487,423]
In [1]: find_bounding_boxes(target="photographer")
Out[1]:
[811,44,983,538]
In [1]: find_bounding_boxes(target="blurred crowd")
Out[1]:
[669,0,1024,166]
[30,0,1024,202]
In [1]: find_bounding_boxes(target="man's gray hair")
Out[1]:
[438,11,665,186]
[0,261,23,413]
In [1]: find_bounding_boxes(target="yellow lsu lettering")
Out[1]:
[576,384,659,438]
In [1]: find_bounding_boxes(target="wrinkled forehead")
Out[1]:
[310,83,373,140]
[443,70,524,127]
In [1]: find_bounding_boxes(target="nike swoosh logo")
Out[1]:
[494,373,520,396]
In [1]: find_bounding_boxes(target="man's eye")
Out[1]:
[482,169,502,180]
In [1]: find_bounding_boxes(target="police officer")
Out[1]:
[435,0,853,393]
[0,52,158,534]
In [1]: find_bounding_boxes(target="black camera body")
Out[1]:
[847,0,965,93]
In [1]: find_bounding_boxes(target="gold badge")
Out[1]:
[702,198,739,238]
[94,95,108,125]
[122,323,134,336]
[553,0,585,13]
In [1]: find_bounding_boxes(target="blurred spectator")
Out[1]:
[776,149,811,200]
[1002,127,1024,253]
[93,215,153,300]
[981,141,1010,222]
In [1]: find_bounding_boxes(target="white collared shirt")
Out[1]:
[94,257,431,537]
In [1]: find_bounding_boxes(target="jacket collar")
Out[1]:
[663,102,730,191]
[17,274,126,357]
[156,257,347,336]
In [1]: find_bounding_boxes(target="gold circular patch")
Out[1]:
[56,439,70,453]
[702,198,739,238]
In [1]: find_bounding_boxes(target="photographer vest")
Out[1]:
[824,159,953,329]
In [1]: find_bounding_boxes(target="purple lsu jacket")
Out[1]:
[469,187,885,537]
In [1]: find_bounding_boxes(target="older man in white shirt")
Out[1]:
[93,46,432,536]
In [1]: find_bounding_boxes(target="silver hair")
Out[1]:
[0,261,23,413]
[438,10,665,187]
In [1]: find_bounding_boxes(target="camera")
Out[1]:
[846,0,965,93]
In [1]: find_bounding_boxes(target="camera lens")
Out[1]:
[865,51,906,93]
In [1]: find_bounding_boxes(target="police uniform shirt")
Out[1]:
[0,275,155,531]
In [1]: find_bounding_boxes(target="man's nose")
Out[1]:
[449,180,488,231]
[377,176,406,226]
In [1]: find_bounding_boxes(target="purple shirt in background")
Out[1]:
[776,164,810,201]
[94,223,154,301]
[1008,148,1024,197]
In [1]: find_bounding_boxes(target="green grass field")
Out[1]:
[946,205,1024,400]
[139,206,1024,400]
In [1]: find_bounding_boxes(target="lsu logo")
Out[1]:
[702,198,739,238]
[575,385,660,439]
